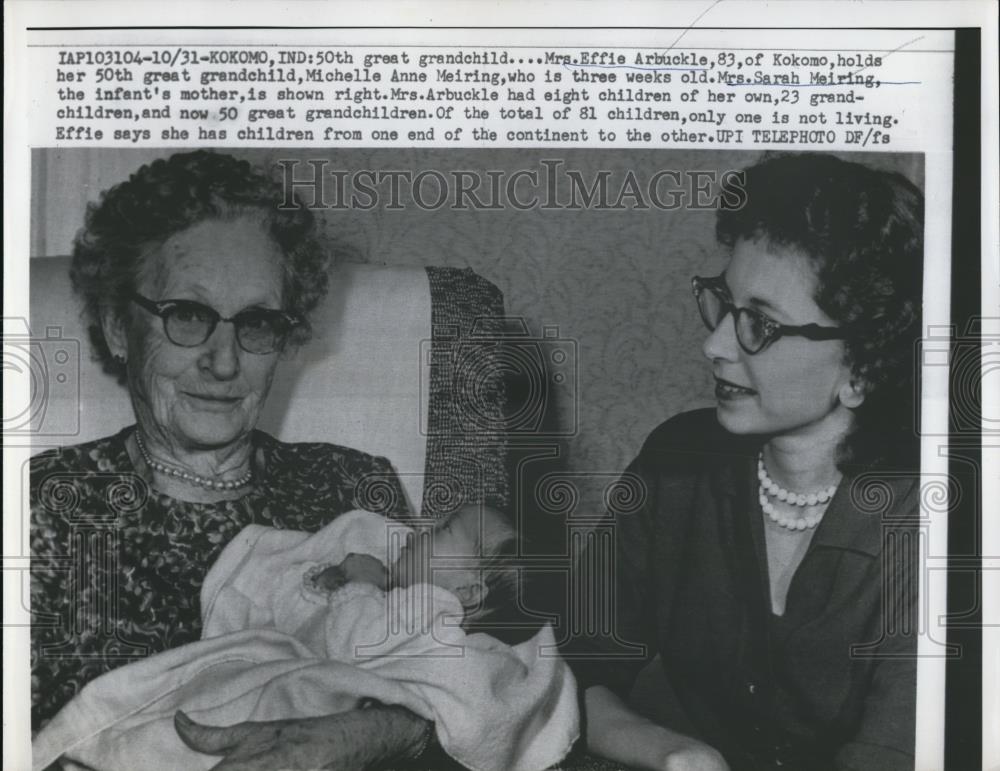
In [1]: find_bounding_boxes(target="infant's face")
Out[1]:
[393,506,501,594]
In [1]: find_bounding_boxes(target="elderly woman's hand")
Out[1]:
[174,705,430,771]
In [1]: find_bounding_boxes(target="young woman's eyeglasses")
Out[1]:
[691,275,847,355]
[129,292,300,355]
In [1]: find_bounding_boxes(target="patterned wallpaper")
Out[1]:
[269,147,922,516]
[32,147,923,519]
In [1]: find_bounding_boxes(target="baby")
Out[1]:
[310,503,517,624]
[33,505,578,771]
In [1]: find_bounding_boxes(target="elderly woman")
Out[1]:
[30,150,432,768]
[566,154,923,771]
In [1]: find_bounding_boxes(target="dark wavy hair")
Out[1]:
[716,153,924,470]
[70,150,331,381]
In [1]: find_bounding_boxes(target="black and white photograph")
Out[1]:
[3,5,995,771]
[25,146,927,771]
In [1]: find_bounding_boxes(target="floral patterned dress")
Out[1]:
[30,426,409,732]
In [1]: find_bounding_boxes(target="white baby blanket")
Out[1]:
[33,510,579,771]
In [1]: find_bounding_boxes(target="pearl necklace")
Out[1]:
[135,431,253,491]
[757,452,838,531]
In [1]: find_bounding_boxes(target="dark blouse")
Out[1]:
[564,409,919,771]
[30,426,408,732]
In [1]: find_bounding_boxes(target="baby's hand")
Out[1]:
[312,564,349,592]
[311,554,388,593]
[339,553,388,589]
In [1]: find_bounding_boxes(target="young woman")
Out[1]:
[567,153,923,771]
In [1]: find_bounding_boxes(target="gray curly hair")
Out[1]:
[70,150,332,381]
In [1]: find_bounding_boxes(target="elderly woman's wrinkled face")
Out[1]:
[108,217,286,452]
[701,238,862,439]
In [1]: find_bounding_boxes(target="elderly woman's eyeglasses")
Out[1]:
[129,293,300,355]
[691,275,847,355]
